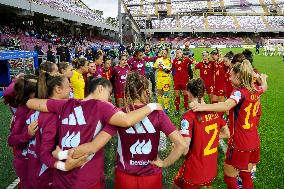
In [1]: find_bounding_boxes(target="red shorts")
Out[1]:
[225,145,260,170]
[205,85,214,95]
[115,169,162,189]
[174,162,212,189]
[174,82,187,90]
[114,92,124,99]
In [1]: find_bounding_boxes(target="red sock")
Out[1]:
[239,171,254,189]
[175,96,180,111]
[184,95,188,110]
[224,175,239,189]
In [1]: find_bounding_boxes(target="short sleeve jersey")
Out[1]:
[113,65,130,95]
[70,70,85,99]
[103,105,176,176]
[195,61,214,87]
[179,110,226,185]
[214,61,226,91]
[128,57,146,76]
[228,87,263,151]
[172,57,192,84]
[46,99,119,189]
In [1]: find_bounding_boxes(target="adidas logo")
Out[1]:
[130,139,152,158]
[126,117,156,134]
[61,106,86,126]
[26,111,39,124]
[61,131,80,149]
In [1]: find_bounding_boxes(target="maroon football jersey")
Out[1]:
[113,65,130,95]
[228,87,263,151]
[103,105,176,176]
[128,57,146,76]
[179,110,226,185]
[46,99,119,189]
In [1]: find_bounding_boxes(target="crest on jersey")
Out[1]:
[180,119,190,135]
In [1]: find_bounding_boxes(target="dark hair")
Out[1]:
[58,62,71,73]
[14,75,38,105]
[103,56,111,63]
[94,53,103,61]
[231,53,246,65]
[133,49,143,57]
[224,51,234,60]
[119,54,127,60]
[124,72,149,111]
[242,49,253,64]
[73,58,88,69]
[40,61,57,73]
[187,78,205,122]
[87,77,112,95]
[38,72,66,98]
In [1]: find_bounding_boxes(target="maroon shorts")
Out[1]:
[115,169,162,189]
[174,82,187,90]
[174,162,213,189]
[225,145,260,170]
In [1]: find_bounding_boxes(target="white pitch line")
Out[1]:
[6,178,19,189]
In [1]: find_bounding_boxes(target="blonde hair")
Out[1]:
[232,60,256,93]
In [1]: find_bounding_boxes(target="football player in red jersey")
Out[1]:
[172,49,193,115]
[223,51,235,99]
[190,61,268,189]
[101,56,113,81]
[211,50,226,103]
[172,78,230,189]
[195,51,215,103]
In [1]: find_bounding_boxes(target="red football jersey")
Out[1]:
[172,57,192,84]
[179,110,226,185]
[225,67,233,98]
[228,87,263,151]
[101,67,113,80]
[195,61,214,87]
[213,61,226,94]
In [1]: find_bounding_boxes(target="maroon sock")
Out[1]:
[184,95,189,110]
[239,171,254,189]
[224,175,239,189]
[175,96,180,111]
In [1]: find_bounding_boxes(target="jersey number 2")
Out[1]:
[204,123,218,156]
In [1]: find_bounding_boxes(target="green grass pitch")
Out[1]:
[0,48,283,188]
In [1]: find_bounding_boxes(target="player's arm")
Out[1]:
[152,130,188,168]
[27,99,48,112]
[260,74,268,92]
[219,124,230,139]
[190,98,236,112]
[109,103,163,127]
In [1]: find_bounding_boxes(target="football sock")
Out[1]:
[184,94,189,110]
[175,96,180,111]
[224,175,239,189]
[239,171,254,189]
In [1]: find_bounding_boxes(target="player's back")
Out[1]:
[180,110,226,185]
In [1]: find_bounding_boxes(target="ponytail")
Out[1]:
[38,71,66,98]
[232,60,256,93]
[14,75,37,105]
[187,78,205,123]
